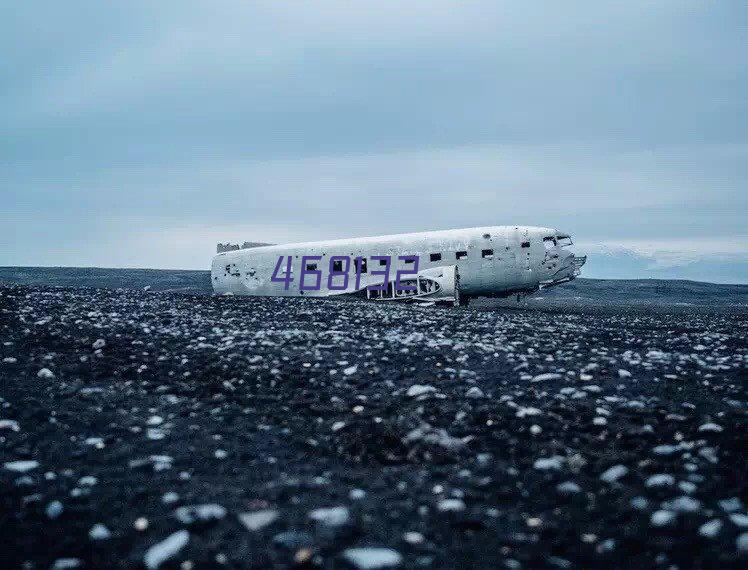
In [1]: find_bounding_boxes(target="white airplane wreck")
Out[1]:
[212,226,585,306]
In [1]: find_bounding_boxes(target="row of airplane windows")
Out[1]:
[305,247,519,273]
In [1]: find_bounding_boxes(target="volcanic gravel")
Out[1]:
[1,285,746,569]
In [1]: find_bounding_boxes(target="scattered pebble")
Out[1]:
[144,530,190,569]
[342,547,403,569]
[599,465,628,483]
[238,509,279,531]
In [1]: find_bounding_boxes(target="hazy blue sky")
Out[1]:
[2,1,747,281]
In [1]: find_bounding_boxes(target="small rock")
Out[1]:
[51,559,82,570]
[600,465,628,483]
[238,509,279,531]
[406,384,436,398]
[272,531,313,550]
[134,517,149,531]
[162,492,180,505]
[698,423,723,433]
[342,547,403,569]
[718,497,743,513]
[403,531,425,544]
[465,387,484,399]
[0,419,20,431]
[532,373,562,382]
[737,532,748,554]
[174,504,226,525]
[645,474,675,488]
[650,510,677,527]
[37,368,55,379]
[4,460,39,473]
[144,530,190,569]
[89,523,111,540]
[665,496,701,513]
[309,506,350,527]
[556,481,582,494]
[618,369,632,378]
[437,499,466,512]
[92,338,106,350]
[534,456,565,471]
[698,519,722,538]
[46,500,64,519]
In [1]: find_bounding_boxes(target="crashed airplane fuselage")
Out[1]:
[211,226,585,305]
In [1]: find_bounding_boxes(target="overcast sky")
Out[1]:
[2,1,747,281]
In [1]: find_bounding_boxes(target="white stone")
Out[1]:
[342,547,403,569]
[0,419,20,431]
[600,465,628,483]
[46,500,64,519]
[534,456,564,471]
[144,530,190,569]
[309,506,350,527]
[403,531,425,544]
[238,509,279,531]
[718,497,743,512]
[698,519,722,538]
[437,499,466,512]
[174,504,226,525]
[406,384,436,398]
[89,523,111,540]
[51,559,82,569]
[162,492,180,505]
[92,339,106,350]
[737,532,748,554]
[665,496,701,513]
[465,387,484,399]
[4,460,39,473]
[532,373,562,382]
[556,481,582,494]
[645,474,675,488]
[37,368,55,379]
[698,423,723,433]
[650,510,677,527]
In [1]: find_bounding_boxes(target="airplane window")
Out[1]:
[403,257,415,264]
[355,258,368,273]
[430,253,441,262]
[456,251,468,260]
[521,241,530,248]
[332,259,343,272]
[379,258,387,266]
[481,249,494,259]
[306,262,317,271]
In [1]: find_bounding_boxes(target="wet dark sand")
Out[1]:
[1,285,746,569]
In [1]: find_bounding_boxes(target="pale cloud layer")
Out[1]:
[2,1,747,282]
